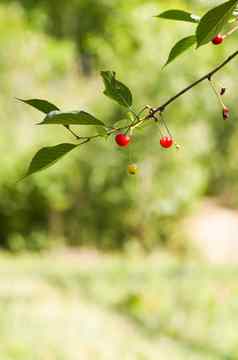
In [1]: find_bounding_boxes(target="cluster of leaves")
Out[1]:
[157,0,238,66]
[20,0,238,179]
[19,71,134,178]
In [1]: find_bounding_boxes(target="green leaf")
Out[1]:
[113,118,130,127]
[127,112,136,122]
[156,10,200,23]
[196,0,238,47]
[24,143,77,178]
[17,98,59,114]
[165,36,196,66]
[96,126,108,137]
[40,110,105,126]
[101,71,133,108]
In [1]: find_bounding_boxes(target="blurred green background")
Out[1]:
[0,0,238,358]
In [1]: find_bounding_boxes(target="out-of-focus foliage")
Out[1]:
[3,0,118,74]
[2,0,220,73]
[0,0,237,251]
[1,252,238,359]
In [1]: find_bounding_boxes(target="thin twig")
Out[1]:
[149,49,238,117]
[225,24,238,38]
[66,50,238,144]
[64,125,80,140]
[208,78,226,108]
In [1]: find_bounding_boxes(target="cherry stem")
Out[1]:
[224,23,238,38]
[160,113,173,138]
[208,78,226,109]
[157,122,164,137]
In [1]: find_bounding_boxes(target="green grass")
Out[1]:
[0,251,238,359]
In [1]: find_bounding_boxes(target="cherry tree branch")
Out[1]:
[149,49,238,117]
[68,49,238,143]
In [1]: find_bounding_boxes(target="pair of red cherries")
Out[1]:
[115,133,173,148]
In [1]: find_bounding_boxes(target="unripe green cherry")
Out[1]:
[128,163,138,175]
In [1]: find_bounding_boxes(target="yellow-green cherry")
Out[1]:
[128,163,138,175]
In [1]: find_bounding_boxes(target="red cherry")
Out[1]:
[115,133,131,147]
[160,136,173,149]
[212,34,224,45]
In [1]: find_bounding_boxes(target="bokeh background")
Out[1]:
[1,0,238,359]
